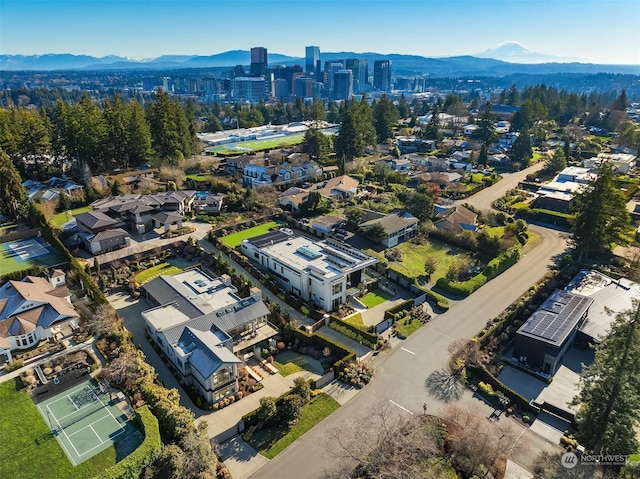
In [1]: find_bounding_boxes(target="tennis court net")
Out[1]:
[55,399,105,430]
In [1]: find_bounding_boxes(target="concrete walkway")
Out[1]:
[0,337,100,385]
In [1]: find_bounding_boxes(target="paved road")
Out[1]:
[249,224,569,479]
[454,162,544,212]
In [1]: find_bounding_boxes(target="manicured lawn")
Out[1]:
[343,313,366,330]
[135,262,182,284]
[185,173,215,182]
[360,290,392,308]
[391,240,472,283]
[395,317,423,337]
[247,394,340,459]
[220,221,283,248]
[274,361,302,376]
[0,380,117,479]
[273,350,324,375]
[51,205,93,227]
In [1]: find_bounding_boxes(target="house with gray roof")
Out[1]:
[359,211,419,248]
[141,269,275,402]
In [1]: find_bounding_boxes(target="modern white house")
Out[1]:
[0,270,78,363]
[241,231,377,311]
[141,269,275,403]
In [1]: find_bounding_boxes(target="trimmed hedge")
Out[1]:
[515,207,573,229]
[423,289,450,311]
[437,245,521,297]
[469,365,536,414]
[96,406,161,479]
[292,329,355,374]
[328,317,378,348]
[383,299,415,321]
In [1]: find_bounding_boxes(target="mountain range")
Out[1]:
[1,44,639,76]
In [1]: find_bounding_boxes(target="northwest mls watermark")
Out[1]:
[561,452,630,468]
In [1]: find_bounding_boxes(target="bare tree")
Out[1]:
[441,401,524,477]
[87,304,119,336]
[325,401,443,479]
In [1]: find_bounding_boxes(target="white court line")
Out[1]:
[89,385,125,431]
[68,415,126,456]
[44,403,81,465]
[400,347,415,355]
[38,403,77,466]
[389,399,414,415]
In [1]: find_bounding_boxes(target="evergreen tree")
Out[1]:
[571,164,630,260]
[301,128,331,163]
[572,300,640,454]
[422,104,441,140]
[613,89,628,111]
[373,94,399,144]
[478,143,488,166]
[397,94,410,118]
[545,147,567,174]
[563,136,571,162]
[58,192,71,213]
[510,128,533,166]
[126,101,153,167]
[334,97,375,174]
[0,148,27,219]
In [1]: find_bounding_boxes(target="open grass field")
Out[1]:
[51,206,93,227]
[246,394,340,459]
[220,221,284,248]
[0,380,117,479]
[391,240,472,283]
[135,262,182,284]
[205,133,305,157]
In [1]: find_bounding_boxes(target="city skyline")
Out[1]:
[1,0,639,65]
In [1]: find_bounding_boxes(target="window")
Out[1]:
[332,283,343,295]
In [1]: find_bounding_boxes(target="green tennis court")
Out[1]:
[36,379,135,466]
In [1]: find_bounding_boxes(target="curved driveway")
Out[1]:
[250,225,569,479]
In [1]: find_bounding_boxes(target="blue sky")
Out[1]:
[1,0,639,64]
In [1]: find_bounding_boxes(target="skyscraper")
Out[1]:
[333,70,353,100]
[345,58,369,94]
[250,47,268,77]
[305,46,321,79]
[373,60,392,91]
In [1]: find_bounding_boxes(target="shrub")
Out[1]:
[96,406,161,479]
[4,359,24,372]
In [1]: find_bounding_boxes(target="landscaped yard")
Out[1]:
[274,350,325,375]
[395,317,423,337]
[245,394,340,459]
[220,221,284,248]
[342,312,366,330]
[185,173,215,182]
[51,205,93,227]
[135,262,182,284]
[390,240,473,283]
[0,380,117,479]
[360,289,392,308]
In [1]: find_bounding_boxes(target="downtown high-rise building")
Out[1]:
[333,69,353,100]
[373,59,392,91]
[345,58,369,94]
[305,45,321,79]
[250,47,268,77]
